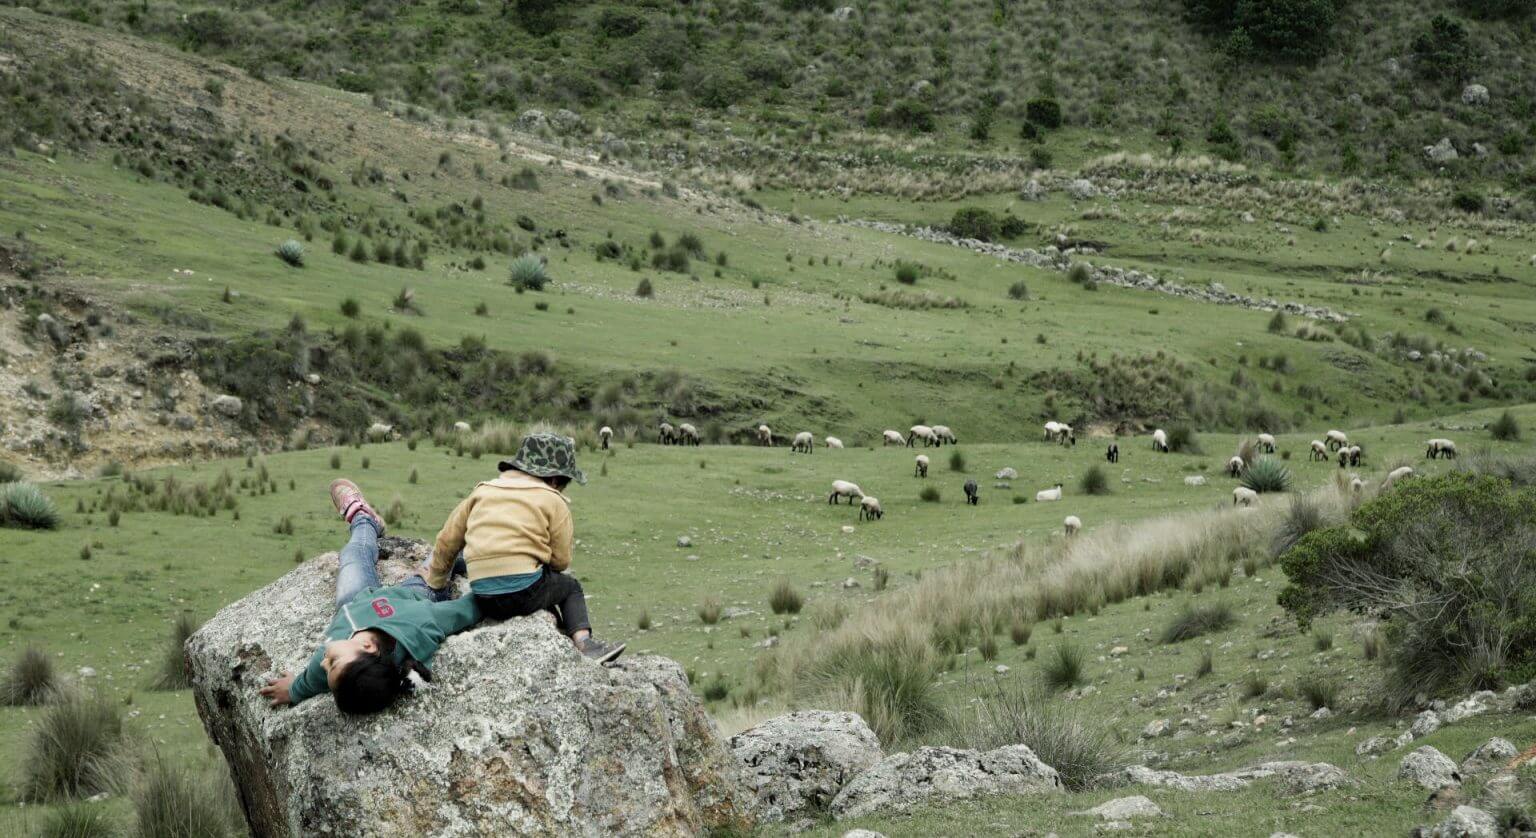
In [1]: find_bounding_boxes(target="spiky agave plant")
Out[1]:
[1240,456,1291,494]
[509,255,549,291]
[276,239,305,267]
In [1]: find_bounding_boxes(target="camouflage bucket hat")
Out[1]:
[499,432,586,485]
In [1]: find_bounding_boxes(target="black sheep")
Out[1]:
[963,479,979,505]
[1106,443,1119,464]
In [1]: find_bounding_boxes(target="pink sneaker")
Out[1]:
[329,478,383,534]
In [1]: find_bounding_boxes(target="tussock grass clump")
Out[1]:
[1009,619,1032,647]
[37,805,118,838]
[1,482,59,530]
[1295,670,1341,710]
[0,460,22,483]
[130,753,243,838]
[1166,424,1201,454]
[1007,281,1029,300]
[769,580,804,615]
[149,614,199,691]
[859,290,967,310]
[804,623,945,745]
[22,690,125,801]
[950,681,1127,791]
[948,450,966,472]
[1195,648,1214,678]
[1042,643,1085,691]
[1491,410,1521,441]
[919,486,941,503]
[1241,457,1291,494]
[1242,672,1269,698]
[1271,494,1328,556]
[1160,602,1236,643]
[698,597,722,625]
[1312,627,1334,651]
[1080,466,1110,496]
[636,610,651,631]
[2,646,57,705]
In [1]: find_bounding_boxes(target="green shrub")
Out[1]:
[22,690,124,800]
[1452,190,1486,213]
[1080,466,1110,496]
[2,646,56,706]
[880,98,936,133]
[1186,0,1340,62]
[130,753,242,838]
[950,681,1127,791]
[1491,410,1522,441]
[1160,602,1236,643]
[1167,424,1201,454]
[1,482,60,530]
[949,450,966,472]
[1240,457,1291,493]
[276,239,304,267]
[339,297,360,318]
[698,597,722,624]
[1195,648,1214,678]
[1007,281,1030,300]
[636,278,654,298]
[769,579,804,615]
[1271,494,1326,556]
[48,393,88,431]
[37,805,118,838]
[0,460,21,483]
[509,255,549,291]
[1043,642,1085,690]
[949,207,1000,241]
[1067,263,1092,284]
[1412,14,1476,82]
[1010,619,1032,646]
[920,486,941,503]
[806,627,944,745]
[1267,311,1288,333]
[149,614,199,691]
[1312,627,1334,651]
[1242,672,1269,698]
[1295,670,1340,710]
[1025,97,1062,129]
[894,262,919,285]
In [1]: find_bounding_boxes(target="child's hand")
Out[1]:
[260,672,294,707]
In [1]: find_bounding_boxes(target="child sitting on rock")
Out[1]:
[259,480,480,713]
[425,431,624,663]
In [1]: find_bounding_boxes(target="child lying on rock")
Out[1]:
[425,431,624,663]
[259,480,480,714]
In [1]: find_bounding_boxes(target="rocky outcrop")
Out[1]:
[729,711,882,823]
[1417,805,1497,838]
[188,537,755,837]
[1460,738,1516,776]
[1120,761,1352,795]
[830,746,1062,819]
[1078,795,1163,820]
[1400,746,1462,791]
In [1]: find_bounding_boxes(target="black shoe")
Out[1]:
[580,637,626,665]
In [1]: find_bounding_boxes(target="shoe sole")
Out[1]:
[593,643,626,666]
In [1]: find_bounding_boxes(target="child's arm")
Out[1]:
[427,494,475,589]
[278,647,329,706]
[547,505,573,572]
[432,595,483,637]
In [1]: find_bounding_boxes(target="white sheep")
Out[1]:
[932,425,957,445]
[791,431,815,454]
[1152,429,1169,453]
[1346,445,1362,467]
[1226,456,1245,477]
[1233,487,1258,507]
[1063,515,1082,536]
[756,424,774,447]
[1325,429,1348,451]
[907,425,939,447]
[658,421,677,445]
[1349,475,1365,494]
[1425,438,1457,460]
[882,429,905,446]
[678,423,701,446]
[824,436,844,449]
[367,422,394,441]
[1309,440,1328,461]
[1035,484,1063,502]
[453,421,472,433]
[858,496,884,521]
[828,480,864,505]
[598,426,613,450]
[1382,466,1416,490]
[1256,433,1276,453]
[1043,421,1063,442]
[914,454,929,478]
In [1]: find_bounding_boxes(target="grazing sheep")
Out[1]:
[1426,438,1457,460]
[829,480,864,505]
[1056,424,1076,446]
[1227,456,1244,477]
[1233,487,1258,507]
[1309,440,1329,461]
[825,436,844,449]
[757,424,774,446]
[1035,484,1063,502]
[1257,433,1276,453]
[599,426,613,450]
[678,423,701,446]
[659,422,677,446]
[1106,443,1119,463]
[933,425,958,445]
[883,429,906,446]
[1325,430,1348,451]
[1382,466,1416,490]
[1337,448,1350,468]
[367,422,394,441]
[964,479,979,505]
[907,425,939,447]
[1043,421,1063,442]
[1347,445,1362,467]
[914,455,929,478]
[1152,429,1169,453]
[453,421,472,433]
[791,431,815,454]
[1063,515,1082,536]
[858,496,884,521]
[1350,475,1365,494]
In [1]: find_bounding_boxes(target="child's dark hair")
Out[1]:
[332,634,433,715]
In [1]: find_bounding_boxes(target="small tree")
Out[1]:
[1490,410,1521,441]
[1411,14,1476,83]
[1025,97,1063,129]
[949,207,1000,241]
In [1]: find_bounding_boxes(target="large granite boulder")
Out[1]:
[188,537,755,837]
[729,711,883,822]
[829,745,1062,819]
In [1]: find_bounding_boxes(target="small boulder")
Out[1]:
[1079,795,1163,820]
[1183,475,1207,487]
[832,6,856,22]
[1068,179,1099,200]
[1411,710,1442,738]
[1441,695,1490,724]
[677,536,693,548]
[995,467,1019,480]
[1356,736,1394,758]
[1400,746,1462,791]
[453,421,472,433]
[1424,138,1459,163]
[1460,738,1516,775]
[1461,84,1490,106]
[516,109,549,133]
[1421,805,1497,838]
[366,422,393,441]
[550,109,586,134]
[830,745,1062,820]
[210,394,243,418]
[730,711,883,823]
[1142,719,1171,739]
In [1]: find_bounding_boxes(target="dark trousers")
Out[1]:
[475,571,591,636]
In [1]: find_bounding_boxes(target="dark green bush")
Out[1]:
[1412,14,1476,82]
[1079,466,1110,496]
[1160,602,1236,643]
[1452,190,1486,213]
[1025,97,1063,129]
[949,207,1000,241]
[1491,410,1522,441]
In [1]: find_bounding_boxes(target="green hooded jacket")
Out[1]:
[289,585,481,705]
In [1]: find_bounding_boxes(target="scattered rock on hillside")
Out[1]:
[830,746,1062,820]
[995,467,1018,480]
[1120,762,1351,795]
[1400,747,1462,791]
[1425,138,1459,163]
[730,711,883,823]
[1461,84,1490,105]
[516,109,549,133]
[1068,179,1099,200]
[1141,719,1171,739]
[842,831,885,838]
[1441,693,1492,724]
[210,394,242,418]
[832,6,856,21]
[1019,180,1046,201]
[550,109,585,134]
[1078,796,1163,820]
[1416,805,1497,838]
[1356,735,1395,758]
[187,537,755,837]
[1412,710,1442,738]
[1460,738,1517,776]
[1183,475,1207,487]
[677,535,693,548]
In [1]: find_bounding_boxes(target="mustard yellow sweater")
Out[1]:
[426,471,573,589]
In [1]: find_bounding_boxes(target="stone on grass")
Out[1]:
[211,394,243,417]
[841,831,885,838]
[1411,710,1442,738]
[1141,719,1171,739]
[1425,138,1459,163]
[730,711,883,823]
[1460,738,1516,775]
[1420,805,1497,838]
[1400,746,1463,791]
[830,745,1062,820]
[1078,795,1163,820]
[188,537,754,837]
[1461,84,1490,105]
[1441,695,1490,724]
[1356,736,1394,758]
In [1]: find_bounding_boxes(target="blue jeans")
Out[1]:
[334,516,462,608]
